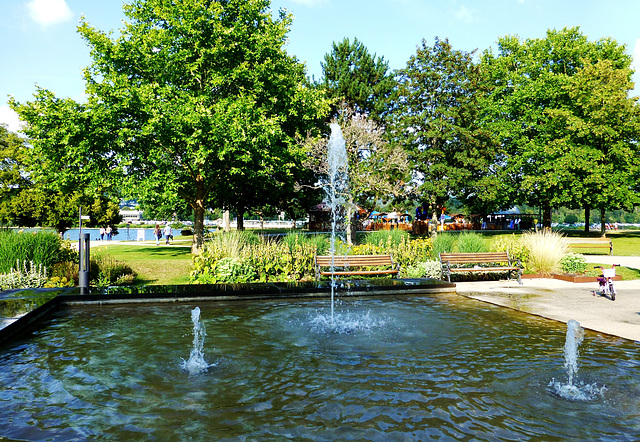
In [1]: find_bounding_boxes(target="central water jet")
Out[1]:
[326,123,349,322]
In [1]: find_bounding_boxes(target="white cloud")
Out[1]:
[453,5,477,23]
[0,105,23,134]
[27,0,73,26]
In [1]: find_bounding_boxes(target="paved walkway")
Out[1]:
[456,255,640,342]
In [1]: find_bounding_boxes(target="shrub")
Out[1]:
[564,214,579,224]
[402,260,442,279]
[490,234,529,264]
[523,230,568,276]
[46,261,78,287]
[192,232,320,284]
[180,229,193,236]
[0,260,49,290]
[0,230,63,273]
[430,233,456,259]
[282,231,329,256]
[364,229,410,248]
[212,257,256,283]
[90,253,137,287]
[560,253,587,275]
[455,232,488,253]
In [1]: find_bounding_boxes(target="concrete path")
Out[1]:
[456,258,640,342]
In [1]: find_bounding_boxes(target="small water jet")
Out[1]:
[549,319,606,401]
[180,307,213,375]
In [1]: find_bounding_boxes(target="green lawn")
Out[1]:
[586,263,640,281]
[94,244,193,285]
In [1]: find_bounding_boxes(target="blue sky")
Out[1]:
[2,0,639,132]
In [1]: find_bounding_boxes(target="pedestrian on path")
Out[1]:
[163,223,172,245]
[154,224,162,245]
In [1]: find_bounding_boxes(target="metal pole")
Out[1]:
[79,233,90,294]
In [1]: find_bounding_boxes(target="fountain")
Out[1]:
[1,299,640,439]
[1,125,639,438]
[548,319,606,401]
[326,123,349,322]
[180,307,213,375]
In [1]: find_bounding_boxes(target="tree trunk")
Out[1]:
[584,205,590,233]
[192,177,206,253]
[223,210,231,232]
[237,210,244,231]
[346,200,355,245]
[542,202,552,229]
[600,207,606,235]
[431,210,438,238]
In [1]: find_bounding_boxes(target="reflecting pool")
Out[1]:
[1,295,639,440]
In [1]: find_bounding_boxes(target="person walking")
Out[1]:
[106,225,112,241]
[100,226,105,241]
[154,224,162,246]
[163,223,172,245]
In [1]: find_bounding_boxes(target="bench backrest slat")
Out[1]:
[316,255,394,267]
[439,252,511,264]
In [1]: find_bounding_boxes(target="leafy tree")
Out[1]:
[479,27,635,228]
[387,38,503,223]
[320,37,394,121]
[0,125,30,224]
[13,0,327,251]
[547,59,640,233]
[305,109,410,243]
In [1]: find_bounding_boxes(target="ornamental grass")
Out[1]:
[523,230,568,276]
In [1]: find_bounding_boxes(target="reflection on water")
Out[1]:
[1,295,639,440]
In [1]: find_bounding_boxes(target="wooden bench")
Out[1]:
[315,255,399,280]
[564,237,613,255]
[439,252,522,284]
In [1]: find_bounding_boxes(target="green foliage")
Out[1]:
[0,230,63,273]
[402,260,442,279]
[46,261,77,288]
[387,37,505,215]
[523,230,568,276]
[320,37,394,121]
[90,252,137,287]
[282,232,329,256]
[563,214,579,224]
[0,260,48,290]
[489,234,530,264]
[351,236,432,268]
[192,231,433,283]
[454,232,488,253]
[364,229,410,248]
[560,253,588,275]
[430,233,457,259]
[192,232,320,284]
[480,27,638,226]
[211,258,257,284]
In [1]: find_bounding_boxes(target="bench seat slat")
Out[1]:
[439,252,522,284]
[448,266,519,273]
[320,270,399,276]
[315,254,399,280]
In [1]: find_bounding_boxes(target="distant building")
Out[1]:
[120,210,145,223]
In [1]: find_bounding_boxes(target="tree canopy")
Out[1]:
[13,0,327,250]
[386,38,502,220]
[479,27,638,228]
[320,37,394,121]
